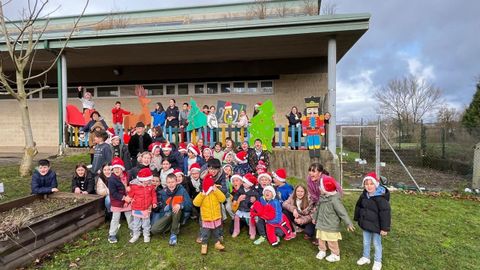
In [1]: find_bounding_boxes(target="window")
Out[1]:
[42,88,59,99]
[247,82,258,93]
[119,85,136,97]
[261,81,273,93]
[0,91,14,99]
[233,82,245,93]
[97,86,119,97]
[194,84,205,94]
[166,85,175,95]
[145,85,164,96]
[220,83,231,93]
[206,83,218,94]
[178,84,188,95]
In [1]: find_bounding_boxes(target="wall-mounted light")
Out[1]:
[113,67,122,76]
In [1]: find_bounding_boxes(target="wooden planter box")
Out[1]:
[0,192,105,270]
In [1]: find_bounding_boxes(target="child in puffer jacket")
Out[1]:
[354,172,391,270]
[128,168,157,243]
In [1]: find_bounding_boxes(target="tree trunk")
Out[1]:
[18,97,38,176]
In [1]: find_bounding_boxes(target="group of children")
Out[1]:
[31,147,390,270]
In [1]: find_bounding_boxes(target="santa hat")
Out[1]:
[178,143,187,154]
[222,163,233,171]
[149,142,162,153]
[363,172,380,187]
[108,128,119,140]
[137,168,153,182]
[235,151,248,164]
[223,151,235,162]
[188,145,200,156]
[320,175,337,196]
[202,173,215,195]
[254,102,262,108]
[256,160,266,170]
[257,172,272,182]
[189,163,201,173]
[263,185,276,199]
[111,157,125,171]
[161,142,172,152]
[257,167,267,175]
[225,102,232,109]
[173,169,184,176]
[203,147,213,156]
[242,173,257,187]
[230,174,243,182]
[272,168,287,182]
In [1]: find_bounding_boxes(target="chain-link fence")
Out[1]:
[341,122,476,191]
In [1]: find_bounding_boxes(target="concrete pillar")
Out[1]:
[327,38,336,156]
[473,142,480,189]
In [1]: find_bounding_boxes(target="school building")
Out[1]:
[0,0,370,150]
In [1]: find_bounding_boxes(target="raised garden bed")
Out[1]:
[0,192,105,270]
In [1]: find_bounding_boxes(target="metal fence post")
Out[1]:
[420,121,426,157]
[376,117,381,178]
[441,127,446,159]
[473,143,480,190]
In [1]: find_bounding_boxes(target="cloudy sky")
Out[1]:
[4,0,480,123]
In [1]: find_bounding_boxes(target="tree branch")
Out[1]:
[26,84,49,96]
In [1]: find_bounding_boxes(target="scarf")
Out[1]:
[191,177,201,193]
[307,176,320,204]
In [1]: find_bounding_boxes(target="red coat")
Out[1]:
[112,108,131,124]
[128,181,157,211]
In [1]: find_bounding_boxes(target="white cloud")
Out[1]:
[406,57,435,82]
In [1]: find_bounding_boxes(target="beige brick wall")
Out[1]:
[0,73,327,147]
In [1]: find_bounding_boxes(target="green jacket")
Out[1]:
[313,193,353,232]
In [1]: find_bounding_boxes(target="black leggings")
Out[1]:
[283,209,315,237]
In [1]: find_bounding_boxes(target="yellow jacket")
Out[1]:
[193,189,226,222]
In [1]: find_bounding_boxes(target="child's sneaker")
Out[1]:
[253,236,266,245]
[231,231,239,238]
[271,237,280,247]
[357,257,371,265]
[129,234,140,243]
[316,250,326,260]
[108,235,117,244]
[144,235,151,243]
[169,234,177,246]
[214,241,225,251]
[325,254,340,262]
[201,244,208,255]
[284,232,296,241]
[372,262,382,270]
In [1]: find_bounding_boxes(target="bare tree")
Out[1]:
[375,75,443,137]
[273,2,291,18]
[0,0,88,176]
[321,1,337,15]
[247,0,269,20]
[437,104,459,131]
[302,0,318,16]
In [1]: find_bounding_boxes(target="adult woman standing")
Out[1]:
[286,106,302,150]
[165,99,179,129]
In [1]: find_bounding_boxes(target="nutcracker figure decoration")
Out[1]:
[301,96,325,158]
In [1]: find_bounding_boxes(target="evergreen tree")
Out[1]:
[186,98,207,131]
[248,100,276,152]
[461,80,480,133]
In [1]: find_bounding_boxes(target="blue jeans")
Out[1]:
[363,230,382,262]
[113,123,124,144]
[104,195,111,212]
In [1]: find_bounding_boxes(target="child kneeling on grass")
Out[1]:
[128,168,157,243]
[354,172,391,270]
[251,186,295,246]
[193,173,226,255]
[313,175,354,262]
[107,157,132,244]
[151,173,192,246]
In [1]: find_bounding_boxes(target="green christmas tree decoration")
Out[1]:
[186,98,207,131]
[248,99,276,152]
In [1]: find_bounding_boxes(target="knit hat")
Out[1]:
[188,145,200,156]
[178,142,187,154]
[202,173,215,195]
[235,151,248,164]
[257,172,272,182]
[189,163,201,173]
[111,157,125,171]
[161,142,172,152]
[242,173,257,187]
[137,168,153,182]
[231,174,243,182]
[263,185,276,199]
[363,171,380,187]
[135,122,145,128]
[173,169,184,176]
[320,175,337,196]
[225,102,232,109]
[272,168,287,182]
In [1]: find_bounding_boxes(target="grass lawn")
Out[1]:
[0,155,479,270]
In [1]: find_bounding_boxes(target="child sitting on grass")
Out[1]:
[313,175,354,262]
[128,168,158,243]
[193,174,226,255]
[232,173,259,239]
[31,159,59,195]
[107,157,132,244]
[354,172,391,270]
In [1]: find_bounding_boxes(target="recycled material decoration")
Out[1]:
[248,99,276,152]
[186,98,207,131]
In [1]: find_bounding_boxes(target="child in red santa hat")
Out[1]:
[313,175,354,262]
[231,173,259,239]
[193,173,226,255]
[128,168,158,243]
